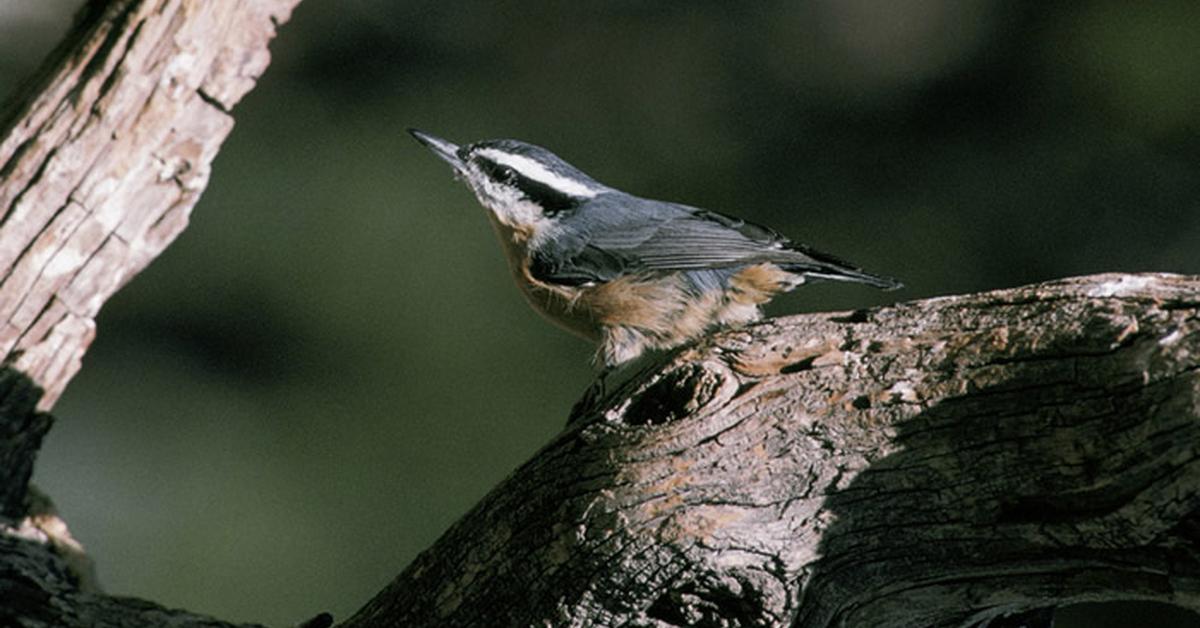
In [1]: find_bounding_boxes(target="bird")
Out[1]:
[409,129,901,368]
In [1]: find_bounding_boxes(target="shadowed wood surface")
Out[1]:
[0,4,1197,628]
[343,273,1200,628]
[0,1,298,626]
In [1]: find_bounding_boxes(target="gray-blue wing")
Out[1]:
[531,196,901,289]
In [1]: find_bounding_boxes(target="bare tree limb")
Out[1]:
[1,3,1198,628]
[0,1,299,626]
[0,0,297,413]
[342,273,1200,628]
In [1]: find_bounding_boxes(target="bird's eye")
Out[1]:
[479,158,519,185]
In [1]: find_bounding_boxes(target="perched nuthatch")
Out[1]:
[409,129,901,368]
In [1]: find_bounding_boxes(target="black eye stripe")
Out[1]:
[513,173,579,215]
[478,156,580,215]
[478,157,516,182]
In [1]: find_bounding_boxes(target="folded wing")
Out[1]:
[531,196,901,290]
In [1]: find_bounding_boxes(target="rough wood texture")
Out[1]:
[0,0,296,412]
[344,273,1200,628]
[0,1,298,626]
[0,4,1197,628]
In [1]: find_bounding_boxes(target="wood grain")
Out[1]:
[2,4,1197,626]
[344,273,1200,627]
[0,2,298,626]
[0,0,298,410]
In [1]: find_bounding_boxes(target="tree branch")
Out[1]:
[0,0,297,413]
[1,3,1198,627]
[0,1,299,626]
[342,273,1200,627]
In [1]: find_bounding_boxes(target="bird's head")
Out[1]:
[409,129,604,239]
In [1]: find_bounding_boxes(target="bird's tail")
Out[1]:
[780,243,903,291]
[800,266,903,290]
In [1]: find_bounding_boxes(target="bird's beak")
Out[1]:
[408,128,465,172]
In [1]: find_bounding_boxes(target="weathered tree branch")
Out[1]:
[343,273,1200,627]
[0,1,299,626]
[0,0,297,413]
[1,3,1198,628]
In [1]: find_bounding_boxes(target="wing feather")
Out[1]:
[530,195,900,290]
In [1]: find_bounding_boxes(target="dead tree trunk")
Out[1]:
[0,1,299,626]
[342,273,1200,628]
[2,3,1199,628]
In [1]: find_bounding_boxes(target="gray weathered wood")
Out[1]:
[0,1,299,626]
[1,3,1198,627]
[343,273,1200,627]
[0,0,295,413]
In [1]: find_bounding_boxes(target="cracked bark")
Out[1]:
[342,273,1200,628]
[0,1,300,626]
[1,3,1198,628]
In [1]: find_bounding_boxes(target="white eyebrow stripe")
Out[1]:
[475,149,599,198]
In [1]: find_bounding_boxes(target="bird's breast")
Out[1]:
[487,218,602,341]
[487,213,800,361]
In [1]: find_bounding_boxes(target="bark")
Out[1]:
[0,4,1198,628]
[0,1,299,626]
[343,273,1200,628]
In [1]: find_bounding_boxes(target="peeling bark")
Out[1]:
[1,3,1198,628]
[0,0,296,412]
[0,1,298,626]
[343,273,1200,628]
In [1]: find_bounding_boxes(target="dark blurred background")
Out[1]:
[2,1,1198,625]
